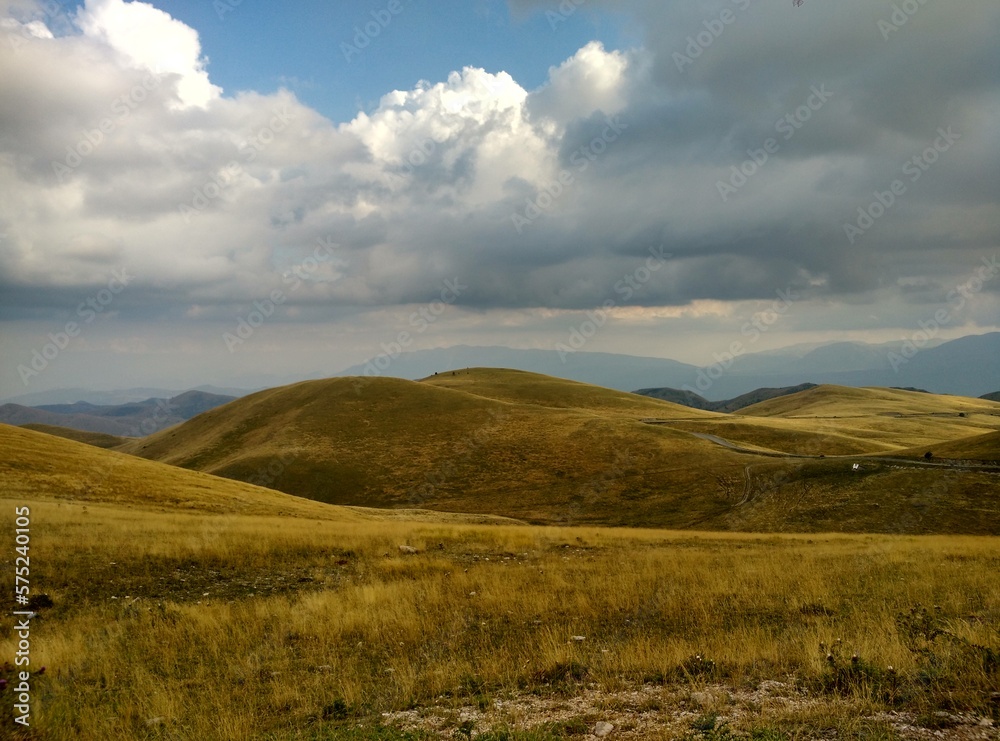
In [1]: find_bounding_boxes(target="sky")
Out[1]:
[0,0,998,396]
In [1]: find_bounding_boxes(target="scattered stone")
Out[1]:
[571,635,586,642]
[691,691,713,707]
[979,717,994,727]
[594,720,614,737]
[398,545,418,555]
[145,717,165,727]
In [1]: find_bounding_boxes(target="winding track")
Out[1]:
[645,421,1000,472]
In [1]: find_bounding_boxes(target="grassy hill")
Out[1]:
[737,384,1000,418]
[119,371,751,527]
[19,422,127,449]
[115,370,1000,534]
[887,429,1000,463]
[722,384,1000,453]
[0,424,511,525]
[420,367,714,417]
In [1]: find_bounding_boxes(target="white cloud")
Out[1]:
[528,41,631,125]
[75,0,220,108]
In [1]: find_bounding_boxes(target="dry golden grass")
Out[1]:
[1,498,998,740]
[18,423,127,449]
[2,419,999,739]
[737,385,1000,418]
[888,430,1000,462]
[419,368,717,419]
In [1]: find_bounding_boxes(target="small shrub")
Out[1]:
[679,653,718,681]
[531,661,588,685]
[322,698,351,720]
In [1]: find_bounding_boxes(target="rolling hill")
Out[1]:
[19,423,126,449]
[116,369,1000,533]
[736,384,1000,418]
[119,370,747,527]
[0,423,512,525]
[887,430,1000,463]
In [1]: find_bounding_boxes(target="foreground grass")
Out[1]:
[2,499,998,739]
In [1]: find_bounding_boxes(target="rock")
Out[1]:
[691,691,713,707]
[571,635,586,642]
[594,720,614,737]
[398,545,418,554]
[145,717,165,727]
[979,717,994,727]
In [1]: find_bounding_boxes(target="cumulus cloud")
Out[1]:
[0,0,998,342]
[76,0,220,108]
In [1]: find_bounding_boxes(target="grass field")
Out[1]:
[1,497,998,740]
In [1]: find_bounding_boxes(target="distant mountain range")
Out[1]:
[634,383,818,413]
[0,384,252,407]
[335,332,1000,399]
[0,390,236,437]
[3,334,997,428]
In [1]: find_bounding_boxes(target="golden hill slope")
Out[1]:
[115,370,1000,533]
[888,430,1000,462]
[20,422,127,449]
[737,384,1000,418]
[118,372,754,527]
[420,367,715,418]
[725,385,1000,453]
[0,424,512,525]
